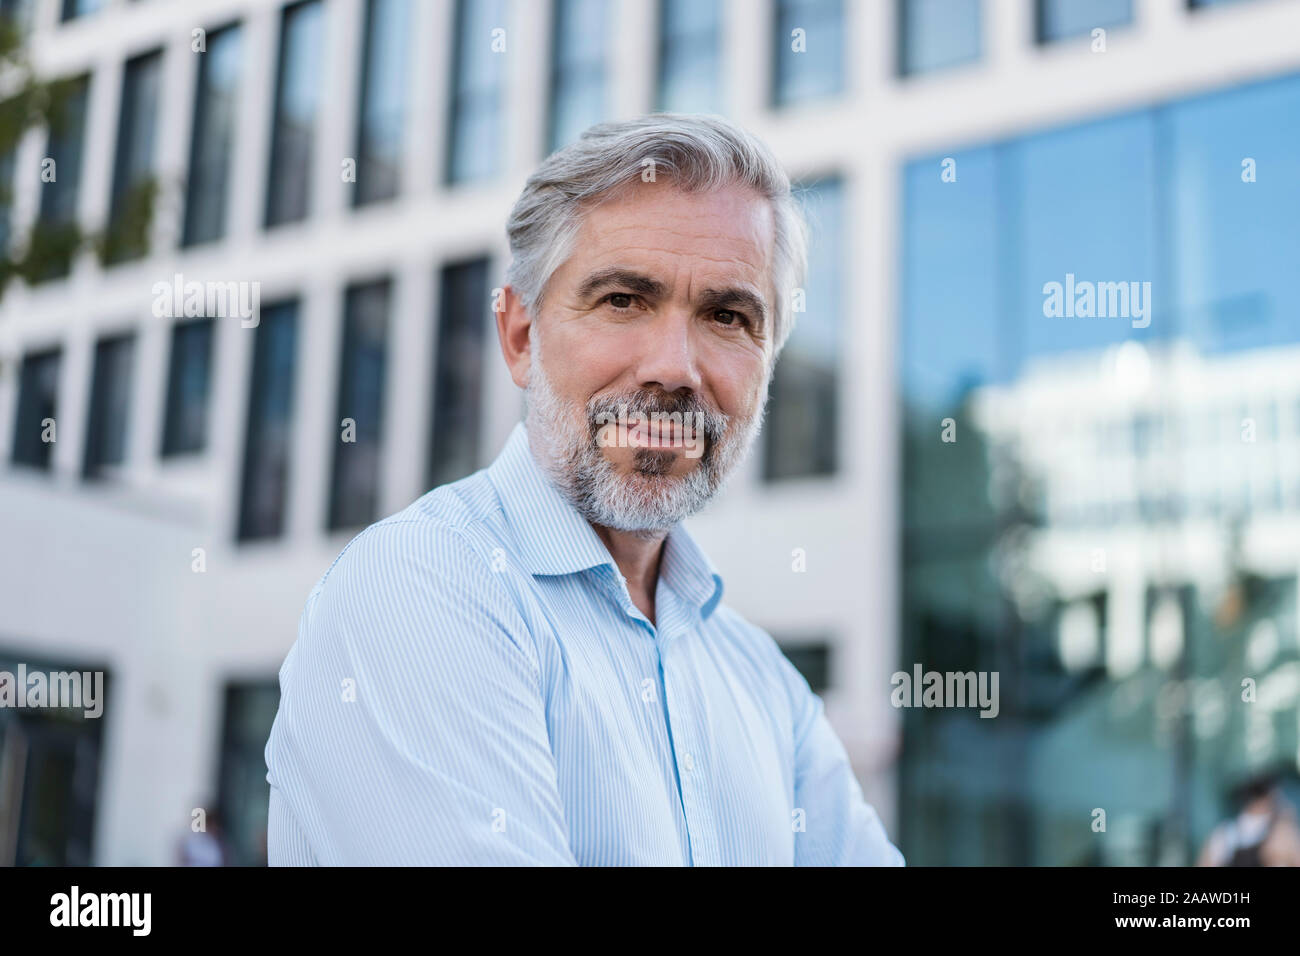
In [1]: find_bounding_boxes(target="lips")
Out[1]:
[624,419,685,448]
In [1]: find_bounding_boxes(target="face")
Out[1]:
[503,179,777,537]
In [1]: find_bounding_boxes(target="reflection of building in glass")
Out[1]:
[901,58,1300,861]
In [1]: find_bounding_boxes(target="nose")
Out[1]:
[633,306,704,396]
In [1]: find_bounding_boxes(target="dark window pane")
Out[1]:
[548,0,609,152]
[429,258,488,488]
[329,280,390,529]
[60,0,102,22]
[657,0,723,113]
[105,49,162,265]
[265,1,323,228]
[184,23,241,247]
[776,640,832,694]
[446,0,507,184]
[35,74,90,281]
[10,348,61,470]
[161,318,215,457]
[82,333,135,480]
[898,0,981,76]
[763,177,844,481]
[1037,0,1132,43]
[772,0,844,106]
[216,681,279,867]
[238,302,298,541]
[0,0,34,34]
[355,0,410,205]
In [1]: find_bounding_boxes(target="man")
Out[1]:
[264,113,904,866]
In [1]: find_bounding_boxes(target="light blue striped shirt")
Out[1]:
[264,422,904,866]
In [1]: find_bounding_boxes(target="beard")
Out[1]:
[524,336,768,539]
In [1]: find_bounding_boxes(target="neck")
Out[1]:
[592,524,667,623]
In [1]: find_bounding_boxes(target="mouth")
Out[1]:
[623,418,692,450]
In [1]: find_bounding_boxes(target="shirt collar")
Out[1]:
[486,422,725,620]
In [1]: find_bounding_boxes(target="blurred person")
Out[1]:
[176,806,229,867]
[264,113,904,866]
[1197,771,1300,867]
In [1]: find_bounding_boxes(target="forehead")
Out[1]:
[569,180,776,281]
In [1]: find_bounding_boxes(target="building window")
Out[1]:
[265,0,324,228]
[428,258,488,489]
[1036,0,1132,43]
[82,333,135,480]
[354,0,410,205]
[105,49,162,265]
[10,348,60,471]
[772,0,844,107]
[329,280,390,530]
[548,0,608,153]
[216,681,280,867]
[656,0,723,113]
[0,0,35,34]
[60,0,102,22]
[35,74,90,281]
[238,301,298,541]
[161,318,215,457]
[898,0,981,76]
[183,23,241,247]
[763,177,844,482]
[446,0,507,184]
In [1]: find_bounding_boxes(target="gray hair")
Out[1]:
[505,113,809,360]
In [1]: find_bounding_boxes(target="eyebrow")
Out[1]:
[574,267,770,329]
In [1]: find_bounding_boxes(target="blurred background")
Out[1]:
[0,0,1298,866]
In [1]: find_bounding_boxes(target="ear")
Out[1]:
[495,284,533,390]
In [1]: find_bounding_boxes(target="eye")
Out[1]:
[712,309,749,328]
[602,292,640,311]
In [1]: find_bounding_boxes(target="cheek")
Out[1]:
[709,354,768,417]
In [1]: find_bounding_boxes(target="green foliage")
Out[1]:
[0,16,157,302]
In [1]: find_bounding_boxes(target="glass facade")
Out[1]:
[183,23,241,247]
[354,0,410,205]
[899,72,1300,865]
[763,176,844,482]
[238,301,298,541]
[82,333,135,480]
[656,0,722,113]
[10,348,60,471]
[428,258,489,490]
[898,0,981,76]
[329,279,390,530]
[548,0,608,152]
[772,0,844,106]
[105,48,162,264]
[265,0,324,228]
[1037,0,1133,43]
[446,0,507,184]
[161,318,215,457]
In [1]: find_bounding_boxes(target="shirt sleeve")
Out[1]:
[264,518,578,865]
[772,644,905,867]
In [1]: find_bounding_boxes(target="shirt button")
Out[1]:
[683,752,695,772]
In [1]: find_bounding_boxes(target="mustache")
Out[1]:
[584,391,730,443]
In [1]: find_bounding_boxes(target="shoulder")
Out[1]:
[296,473,537,669]
[311,471,511,604]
